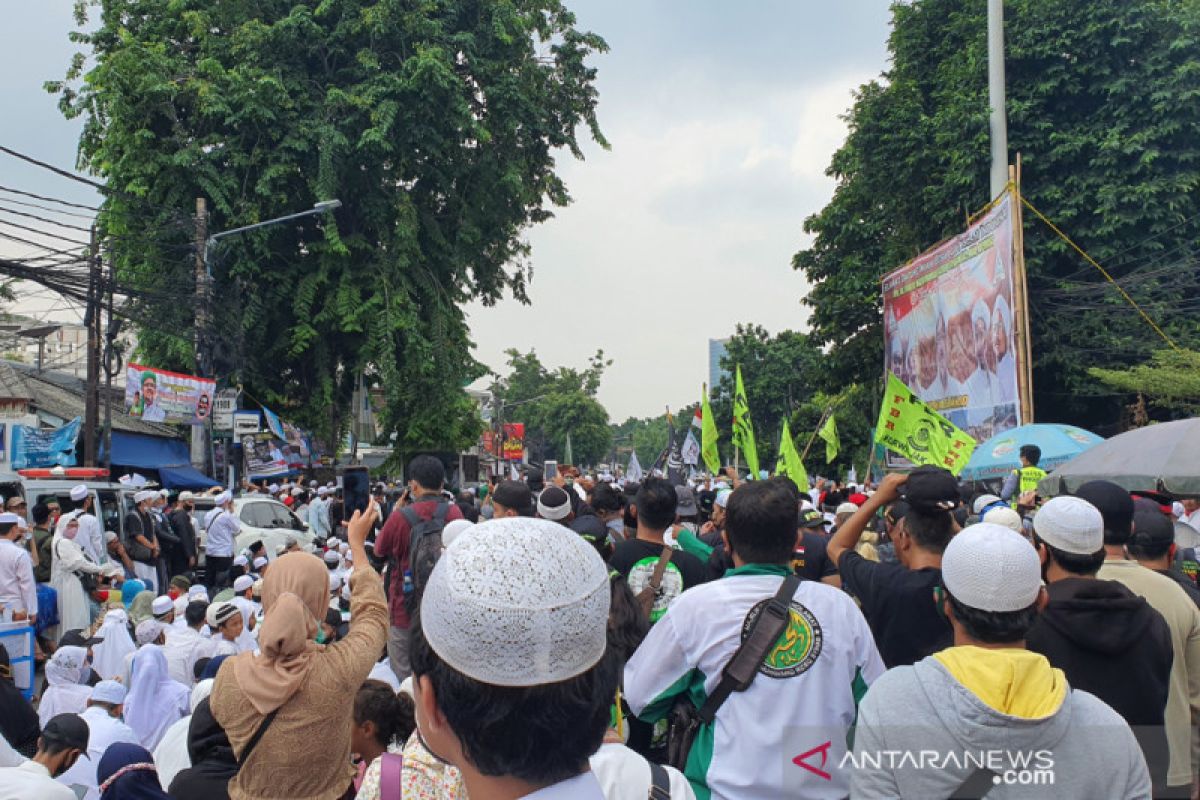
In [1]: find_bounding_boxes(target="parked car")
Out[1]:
[193,495,314,565]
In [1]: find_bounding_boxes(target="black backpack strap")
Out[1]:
[237,707,281,766]
[698,574,800,724]
[647,761,671,799]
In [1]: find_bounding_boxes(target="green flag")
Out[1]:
[775,417,809,492]
[731,365,760,478]
[875,372,977,476]
[700,385,721,475]
[818,414,840,463]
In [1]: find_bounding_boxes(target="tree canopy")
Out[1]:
[491,348,612,465]
[1090,348,1200,415]
[51,0,607,452]
[793,0,1200,433]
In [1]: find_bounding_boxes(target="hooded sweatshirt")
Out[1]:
[1027,577,1173,726]
[852,646,1151,798]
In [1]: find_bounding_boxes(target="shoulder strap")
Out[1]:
[648,545,674,593]
[431,500,449,527]
[236,707,280,766]
[379,752,404,798]
[697,574,801,724]
[647,761,671,800]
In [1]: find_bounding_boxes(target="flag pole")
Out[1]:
[799,405,833,463]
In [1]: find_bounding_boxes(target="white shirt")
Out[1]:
[590,743,695,800]
[56,706,139,800]
[163,626,208,686]
[0,539,36,616]
[0,735,22,769]
[231,596,259,651]
[519,771,605,799]
[205,509,240,558]
[0,759,76,800]
[624,567,885,800]
[308,497,330,538]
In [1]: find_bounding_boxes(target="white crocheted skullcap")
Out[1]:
[420,516,610,688]
[441,519,475,547]
[942,523,1041,613]
[1033,495,1103,555]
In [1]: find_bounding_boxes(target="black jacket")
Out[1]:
[1026,576,1174,789]
[168,697,237,800]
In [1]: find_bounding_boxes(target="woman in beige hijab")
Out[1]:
[210,504,387,800]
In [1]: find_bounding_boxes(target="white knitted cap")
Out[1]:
[972,494,1002,515]
[420,517,610,687]
[982,506,1024,533]
[233,575,254,593]
[942,523,1041,612]
[135,619,165,645]
[441,519,475,547]
[70,484,88,502]
[1032,495,1103,555]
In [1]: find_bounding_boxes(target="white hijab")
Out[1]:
[91,609,137,681]
[153,678,214,790]
[37,645,93,727]
[124,644,191,750]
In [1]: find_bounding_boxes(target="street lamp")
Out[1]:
[204,199,341,276]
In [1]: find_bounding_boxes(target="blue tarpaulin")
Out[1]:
[103,432,219,490]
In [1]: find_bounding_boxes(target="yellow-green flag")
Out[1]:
[875,372,977,476]
[731,365,760,478]
[818,414,840,463]
[775,418,808,492]
[700,385,721,475]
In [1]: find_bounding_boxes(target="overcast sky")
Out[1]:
[1,1,893,421]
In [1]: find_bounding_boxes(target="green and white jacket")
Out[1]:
[624,564,885,800]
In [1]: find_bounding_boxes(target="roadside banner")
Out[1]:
[882,194,1020,452]
[125,364,216,426]
[11,417,81,470]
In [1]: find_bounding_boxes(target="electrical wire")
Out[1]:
[0,184,100,212]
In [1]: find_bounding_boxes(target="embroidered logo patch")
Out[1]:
[741,599,822,679]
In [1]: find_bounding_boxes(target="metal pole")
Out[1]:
[191,198,209,471]
[84,226,100,466]
[987,0,1009,199]
[102,257,114,473]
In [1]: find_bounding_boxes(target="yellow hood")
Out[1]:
[933,646,1067,719]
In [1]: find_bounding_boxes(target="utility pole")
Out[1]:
[987,0,1009,198]
[102,256,115,474]
[192,198,208,471]
[83,226,101,467]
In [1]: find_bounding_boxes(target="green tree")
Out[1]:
[793,0,1200,430]
[492,348,612,465]
[709,324,825,467]
[1090,348,1200,414]
[51,0,607,452]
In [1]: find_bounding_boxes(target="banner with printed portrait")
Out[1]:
[882,194,1022,459]
[242,433,291,480]
[124,364,216,426]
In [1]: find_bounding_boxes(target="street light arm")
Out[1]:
[207,200,341,246]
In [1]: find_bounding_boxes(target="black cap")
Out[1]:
[58,629,103,648]
[798,509,828,529]
[902,466,961,513]
[1075,480,1134,544]
[42,713,90,755]
[492,480,533,515]
[1131,508,1175,548]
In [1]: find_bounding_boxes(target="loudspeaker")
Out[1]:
[342,467,371,521]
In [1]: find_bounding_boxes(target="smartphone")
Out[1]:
[544,460,558,480]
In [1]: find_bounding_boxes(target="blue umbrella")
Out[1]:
[960,423,1104,482]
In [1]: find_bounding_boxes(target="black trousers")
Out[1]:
[205,555,233,590]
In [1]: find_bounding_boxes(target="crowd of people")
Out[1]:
[0,449,1197,799]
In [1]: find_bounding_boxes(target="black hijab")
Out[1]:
[0,645,40,757]
[166,697,237,800]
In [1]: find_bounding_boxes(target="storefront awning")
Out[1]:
[103,432,219,490]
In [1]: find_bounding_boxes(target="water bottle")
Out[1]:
[402,569,414,596]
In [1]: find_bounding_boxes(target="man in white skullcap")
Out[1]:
[135,619,167,647]
[151,594,175,625]
[123,490,161,593]
[0,512,37,625]
[851,523,1151,798]
[163,600,209,686]
[410,517,615,799]
[230,574,258,652]
[1023,496,1174,789]
[203,492,239,590]
[206,602,242,655]
[56,485,105,566]
[55,680,139,800]
[251,555,269,578]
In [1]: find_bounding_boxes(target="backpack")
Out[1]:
[400,501,450,616]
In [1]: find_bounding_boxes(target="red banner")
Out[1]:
[501,423,525,460]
